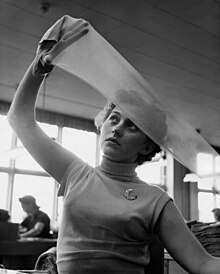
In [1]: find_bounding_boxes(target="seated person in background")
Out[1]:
[209,208,220,227]
[19,195,51,238]
[0,209,10,222]
[197,208,220,230]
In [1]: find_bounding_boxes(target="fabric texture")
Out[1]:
[21,210,51,238]
[56,156,171,273]
[38,15,219,176]
[35,247,58,274]
[191,224,220,257]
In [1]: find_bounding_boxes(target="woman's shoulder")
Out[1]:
[64,155,95,178]
[58,156,94,197]
[136,179,172,202]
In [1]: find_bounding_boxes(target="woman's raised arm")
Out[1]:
[7,61,76,183]
[8,21,90,182]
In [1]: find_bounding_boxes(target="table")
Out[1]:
[0,238,57,270]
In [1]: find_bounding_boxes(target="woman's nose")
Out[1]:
[112,128,118,134]
[112,124,124,136]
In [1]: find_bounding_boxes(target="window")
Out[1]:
[62,127,97,167]
[0,115,13,167]
[0,114,98,226]
[11,174,55,223]
[0,172,9,209]
[198,178,220,222]
[197,152,220,222]
[198,192,214,223]
[0,112,167,228]
[136,152,166,186]
[15,123,58,171]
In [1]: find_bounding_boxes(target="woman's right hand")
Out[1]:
[44,19,89,64]
[32,40,56,78]
[32,19,89,78]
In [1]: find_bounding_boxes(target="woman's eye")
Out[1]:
[128,122,138,131]
[109,115,119,124]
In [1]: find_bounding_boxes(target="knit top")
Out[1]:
[57,155,171,273]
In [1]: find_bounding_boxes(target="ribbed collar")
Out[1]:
[99,156,138,182]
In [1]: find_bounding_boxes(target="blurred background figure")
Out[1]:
[196,208,220,230]
[0,209,19,241]
[0,209,10,222]
[19,195,51,238]
[211,208,220,226]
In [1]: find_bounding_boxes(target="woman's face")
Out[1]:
[100,107,151,163]
[21,203,33,214]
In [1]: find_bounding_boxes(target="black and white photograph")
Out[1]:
[0,1,220,273]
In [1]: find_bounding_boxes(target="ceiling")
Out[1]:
[1,0,220,148]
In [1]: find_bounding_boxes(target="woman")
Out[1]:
[18,195,51,238]
[7,23,220,274]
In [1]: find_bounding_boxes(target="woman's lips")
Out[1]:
[106,137,120,146]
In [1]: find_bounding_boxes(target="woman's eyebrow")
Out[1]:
[111,111,120,115]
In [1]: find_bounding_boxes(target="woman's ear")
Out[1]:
[140,140,156,156]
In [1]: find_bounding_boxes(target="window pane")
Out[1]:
[14,146,45,171]
[0,115,13,167]
[136,153,165,185]
[198,178,213,190]
[198,192,214,222]
[62,127,97,167]
[15,122,58,171]
[215,156,220,173]
[215,178,220,190]
[39,122,58,140]
[215,178,220,208]
[136,161,162,185]
[197,153,214,175]
[11,174,55,223]
[0,172,9,209]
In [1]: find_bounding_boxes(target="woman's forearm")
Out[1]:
[20,227,41,238]
[8,61,45,129]
[201,256,220,274]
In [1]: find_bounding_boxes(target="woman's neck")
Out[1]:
[99,155,138,181]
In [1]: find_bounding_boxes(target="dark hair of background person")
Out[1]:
[0,209,10,222]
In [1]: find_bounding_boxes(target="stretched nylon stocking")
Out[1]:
[39,15,219,176]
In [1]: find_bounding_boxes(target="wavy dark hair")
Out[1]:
[94,102,162,165]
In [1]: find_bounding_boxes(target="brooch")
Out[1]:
[124,189,137,200]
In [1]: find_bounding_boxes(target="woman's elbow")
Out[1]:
[7,110,22,130]
[7,108,18,129]
[7,104,34,131]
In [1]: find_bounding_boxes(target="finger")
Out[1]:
[62,22,89,41]
[60,18,86,38]
[44,55,53,65]
[63,27,89,47]
[42,20,89,63]
[44,28,89,62]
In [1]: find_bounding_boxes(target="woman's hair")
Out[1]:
[94,102,162,165]
[0,209,10,222]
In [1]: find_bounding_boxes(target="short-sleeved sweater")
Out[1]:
[57,156,171,274]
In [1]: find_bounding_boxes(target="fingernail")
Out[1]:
[44,55,52,64]
[83,29,89,35]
